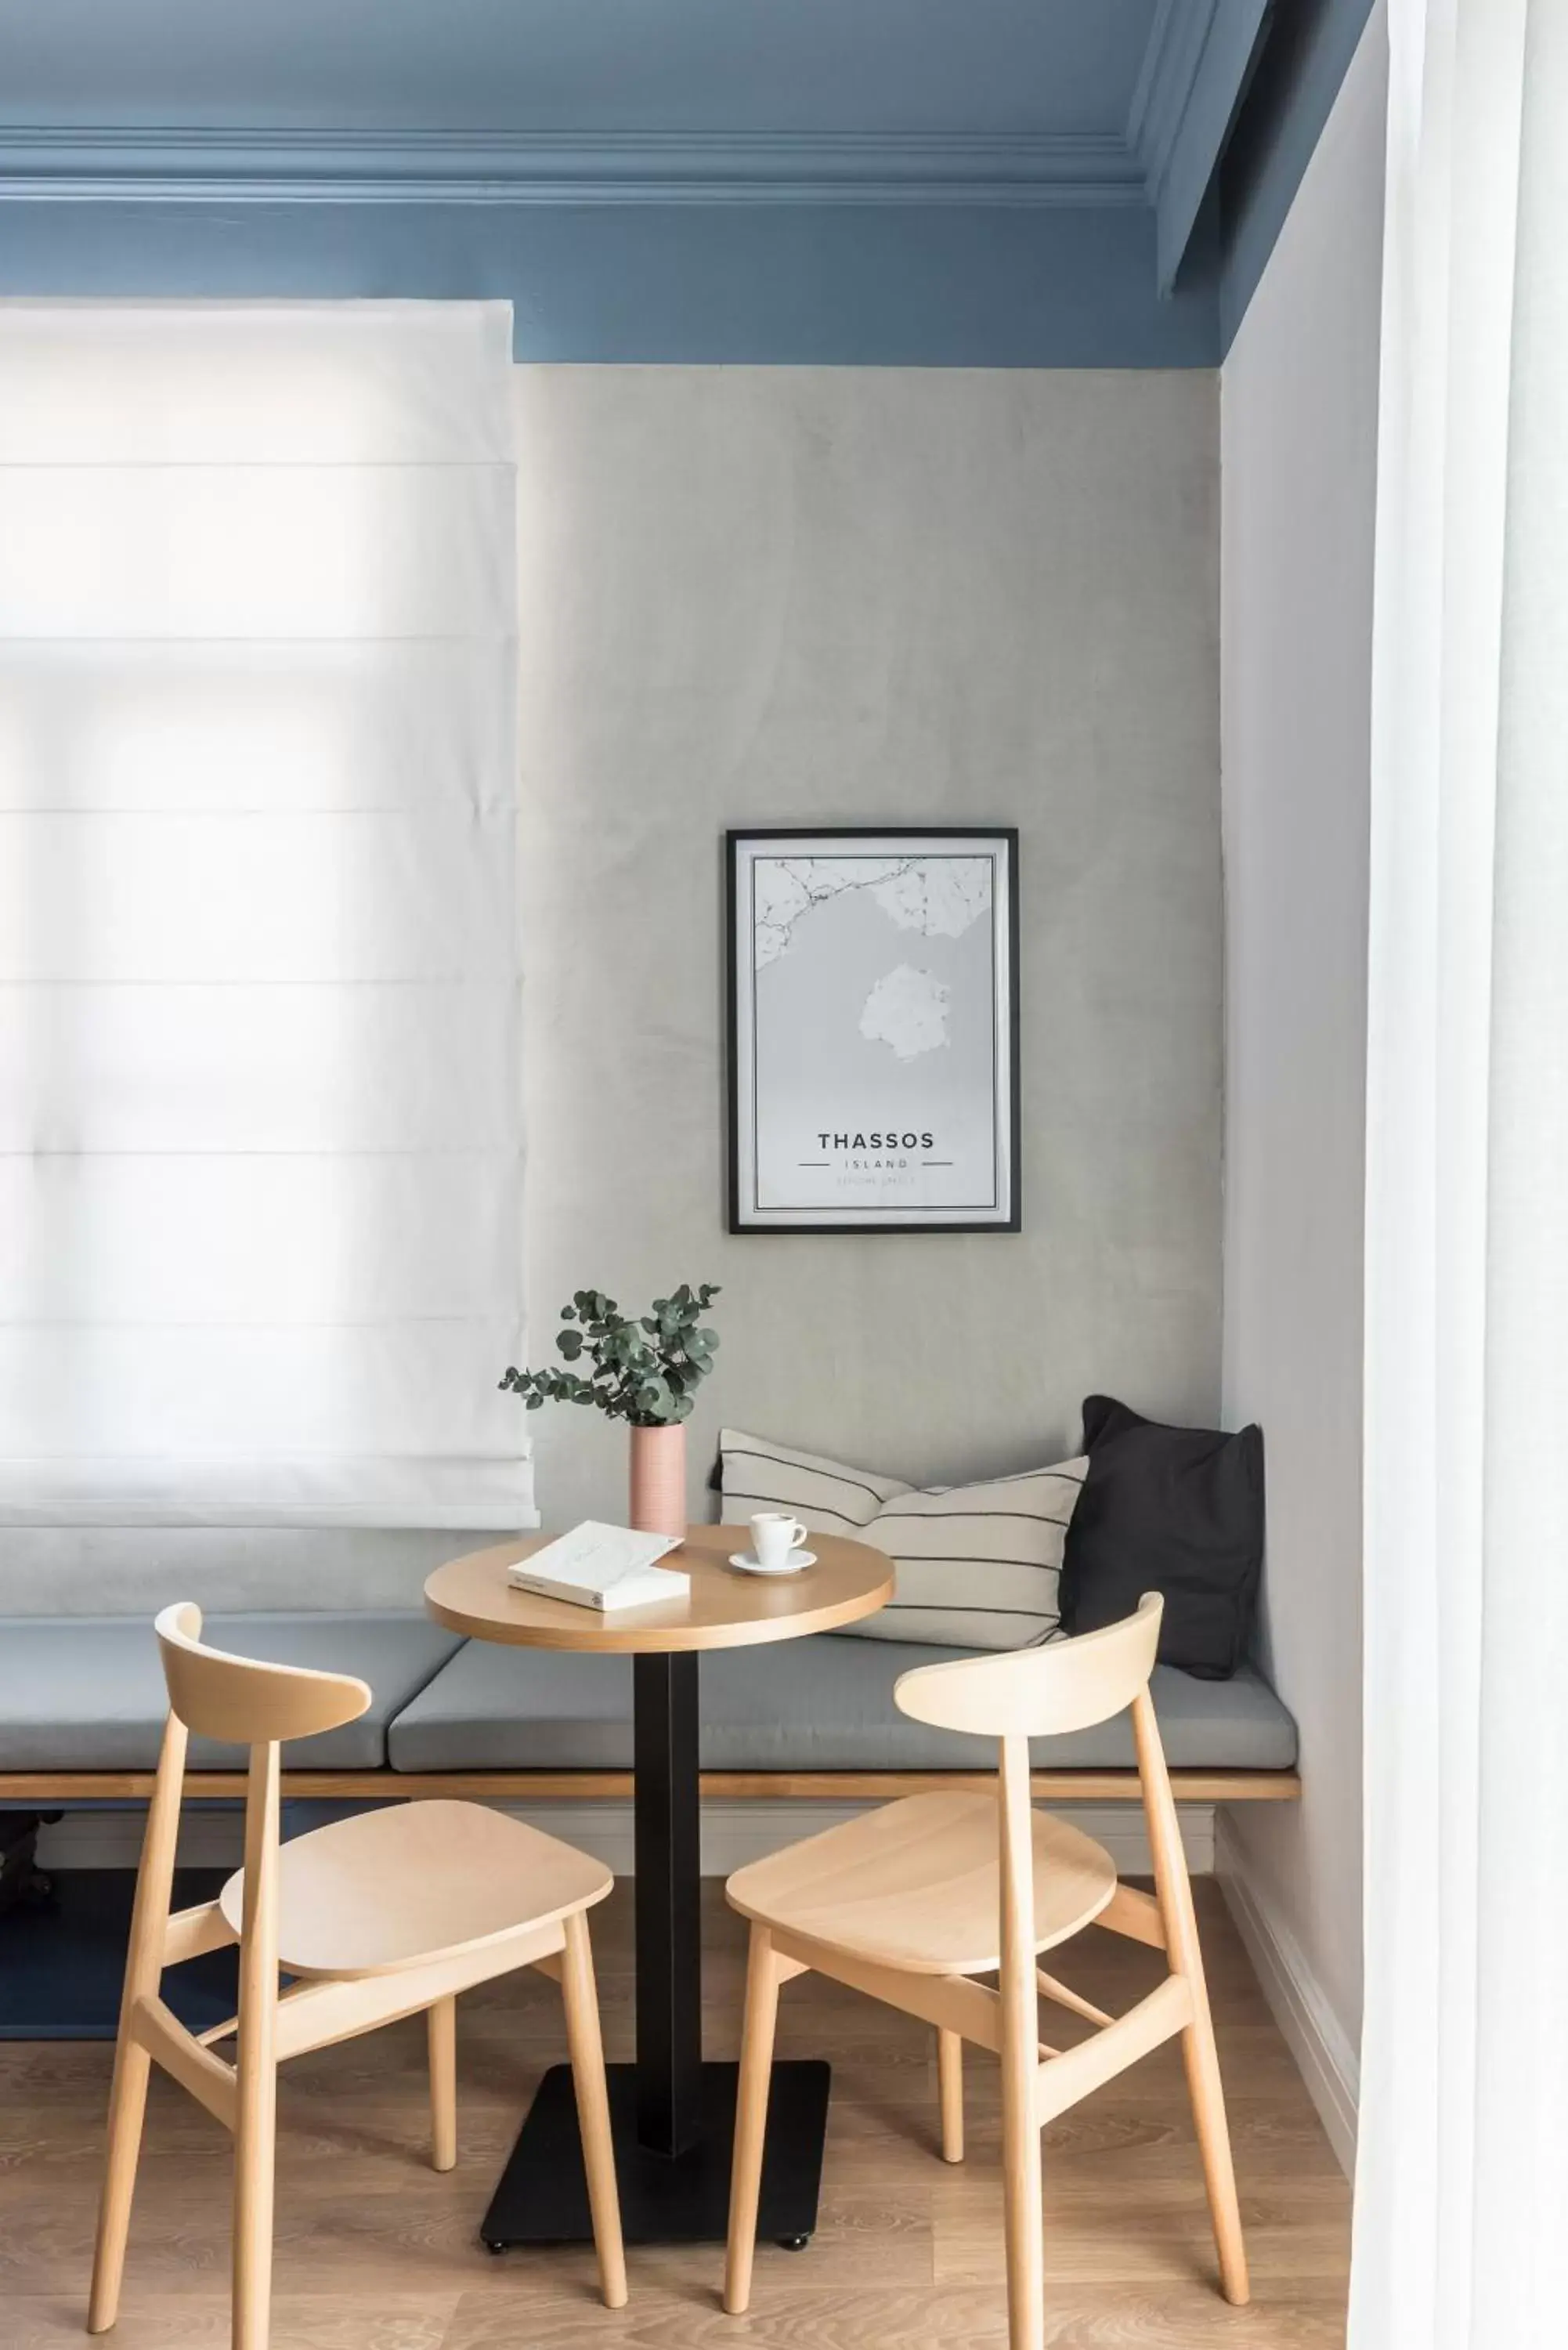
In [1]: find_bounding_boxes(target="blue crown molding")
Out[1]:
[1129,0,1274,294]
[0,55,1306,363]
[0,126,1143,208]
[1128,0,1205,186]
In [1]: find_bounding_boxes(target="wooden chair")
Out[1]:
[722,1594,1248,2345]
[88,1603,627,2347]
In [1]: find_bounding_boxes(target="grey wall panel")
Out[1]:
[515,365,1223,1530]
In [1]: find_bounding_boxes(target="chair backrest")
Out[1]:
[155,1602,371,1746]
[893,1593,1162,1740]
[127,1610,375,2049]
[894,1596,1187,2086]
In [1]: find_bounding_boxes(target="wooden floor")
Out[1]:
[0,1880,1349,2348]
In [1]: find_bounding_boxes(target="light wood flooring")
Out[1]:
[0,1879,1349,2348]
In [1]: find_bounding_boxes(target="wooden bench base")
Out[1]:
[0,1768,1299,1805]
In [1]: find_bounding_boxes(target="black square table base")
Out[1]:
[479,2059,831,2250]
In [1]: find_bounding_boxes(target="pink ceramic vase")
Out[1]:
[628,1422,687,1539]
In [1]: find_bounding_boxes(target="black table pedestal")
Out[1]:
[478,1651,829,2252]
[479,2058,829,2248]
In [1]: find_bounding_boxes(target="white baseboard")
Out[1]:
[38,1799,1215,1879]
[1214,1813,1359,2176]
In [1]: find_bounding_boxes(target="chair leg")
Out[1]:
[233,2054,276,2350]
[428,1998,457,2173]
[233,1742,280,2350]
[1181,1987,1250,2305]
[1131,1687,1249,2308]
[999,2017,1044,2350]
[995,1737,1045,2350]
[89,1705,189,2335]
[559,1911,627,2311]
[937,2027,964,2164]
[724,1923,784,2316]
[87,2034,151,2333]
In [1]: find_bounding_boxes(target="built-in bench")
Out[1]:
[0,1610,1301,1806]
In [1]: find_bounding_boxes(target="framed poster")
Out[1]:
[727,827,1020,1233]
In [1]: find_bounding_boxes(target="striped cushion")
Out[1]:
[717,1428,1088,1650]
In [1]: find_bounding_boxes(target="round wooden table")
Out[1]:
[425,1524,892,2251]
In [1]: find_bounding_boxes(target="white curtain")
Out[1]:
[0,302,533,1530]
[1352,2,1567,2342]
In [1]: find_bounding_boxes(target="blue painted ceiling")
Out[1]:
[1,2,1158,137]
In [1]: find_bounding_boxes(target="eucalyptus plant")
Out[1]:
[500,1284,721,1428]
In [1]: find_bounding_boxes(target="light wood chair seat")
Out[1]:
[728,1791,1116,1976]
[218,1798,611,1979]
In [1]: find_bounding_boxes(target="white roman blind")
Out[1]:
[0,301,532,1529]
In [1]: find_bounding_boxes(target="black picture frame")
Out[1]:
[725,826,1021,1235]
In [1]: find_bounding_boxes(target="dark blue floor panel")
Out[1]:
[0,1869,237,2039]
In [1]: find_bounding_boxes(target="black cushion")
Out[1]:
[1061,1396,1264,1679]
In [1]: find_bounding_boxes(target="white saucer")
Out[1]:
[728,1549,816,1577]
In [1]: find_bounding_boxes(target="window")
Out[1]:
[0,302,530,1531]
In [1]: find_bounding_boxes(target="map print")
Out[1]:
[746,852,1000,1217]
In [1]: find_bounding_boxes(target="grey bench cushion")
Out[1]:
[0,1614,464,1771]
[386,1632,1298,1774]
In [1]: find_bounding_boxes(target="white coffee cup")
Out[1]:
[750,1513,807,1571]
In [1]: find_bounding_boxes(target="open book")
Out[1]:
[506,1521,689,1612]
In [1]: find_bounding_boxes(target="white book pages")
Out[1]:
[505,1520,687,1611]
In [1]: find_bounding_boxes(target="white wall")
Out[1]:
[1217,3,1387,2167]
[515,366,1223,1532]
